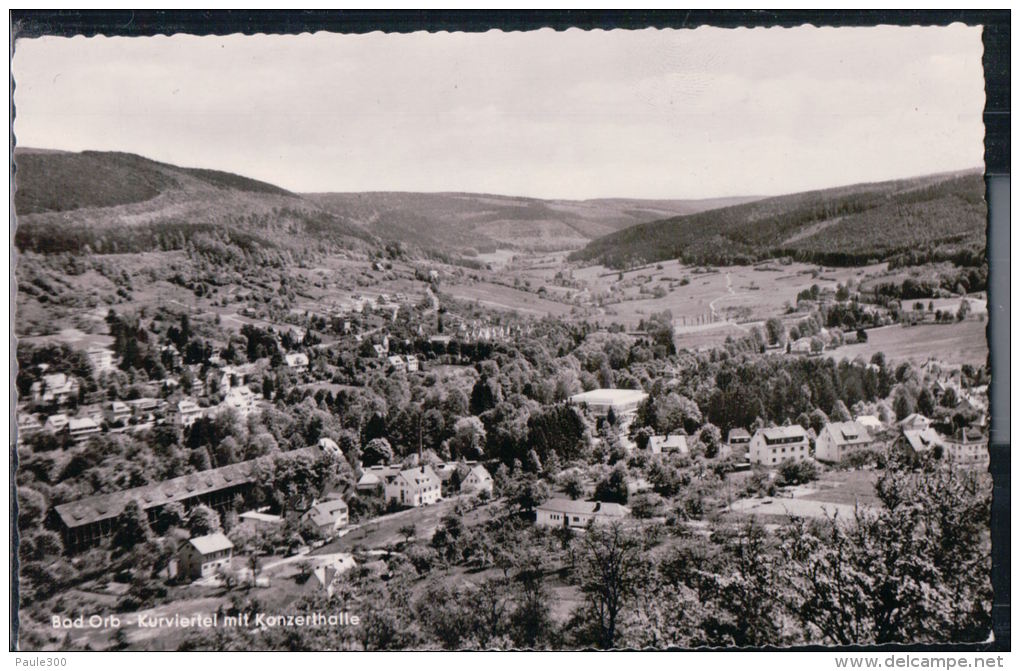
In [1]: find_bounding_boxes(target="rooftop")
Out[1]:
[54,446,318,530]
[538,498,630,518]
[188,532,234,555]
[569,388,648,407]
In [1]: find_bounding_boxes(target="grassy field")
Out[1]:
[828,321,988,368]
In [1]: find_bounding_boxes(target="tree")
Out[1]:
[362,438,394,467]
[187,504,222,536]
[893,386,916,421]
[917,387,936,417]
[113,500,152,550]
[782,463,992,644]
[830,400,852,422]
[765,317,785,346]
[448,416,486,460]
[560,470,586,500]
[698,423,722,459]
[808,408,829,434]
[399,523,417,544]
[576,522,649,649]
[594,464,629,504]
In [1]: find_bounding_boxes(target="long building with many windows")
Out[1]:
[52,446,321,551]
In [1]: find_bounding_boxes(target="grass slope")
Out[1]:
[570,171,986,268]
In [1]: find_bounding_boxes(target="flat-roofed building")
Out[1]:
[569,388,648,418]
[535,499,630,530]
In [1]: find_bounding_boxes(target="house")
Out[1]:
[223,386,257,416]
[238,510,284,530]
[178,533,234,580]
[405,355,420,373]
[569,389,648,419]
[175,399,204,428]
[316,437,342,459]
[384,466,442,508]
[304,555,358,597]
[898,413,931,432]
[68,417,101,443]
[648,433,688,456]
[748,425,811,466]
[855,415,885,432]
[942,428,989,467]
[535,499,630,530]
[127,397,160,414]
[814,421,873,463]
[87,346,115,376]
[43,413,69,433]
[302,499,350,534]
[372,344,387,358]
[460,464,493,495]
[893,428,945,461]
[726,428,752,453]
[356,465,400,495]
[285,352,310,371]
[429,335,451,347]
[31,373,79,405]
[387,355,407,373]
[105,401,132,425]
[17,413,43,440]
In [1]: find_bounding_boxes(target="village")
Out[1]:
[14,247,993,651]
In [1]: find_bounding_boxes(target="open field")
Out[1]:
[828,321,987,368]
[441,280,575,318]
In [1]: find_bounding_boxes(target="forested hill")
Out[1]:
[568,170,987,268]
[13,148,375,255]
[307,192,759,254]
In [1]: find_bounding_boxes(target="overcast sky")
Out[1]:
[13,25,985,200]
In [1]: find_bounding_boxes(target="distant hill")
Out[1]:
[569,171,987,268]
[14,148,759,257]
[307,192,759,254]
[13,149,374,255]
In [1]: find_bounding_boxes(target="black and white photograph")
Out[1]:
[9,11,1006,656]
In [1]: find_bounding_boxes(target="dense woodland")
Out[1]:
[570,172,986,269]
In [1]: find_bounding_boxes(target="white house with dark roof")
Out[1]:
[535,499,630,530]
[815,421,874,463]
[178,533,234,580]
[748,425,811,466]
[385,466,441,508]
